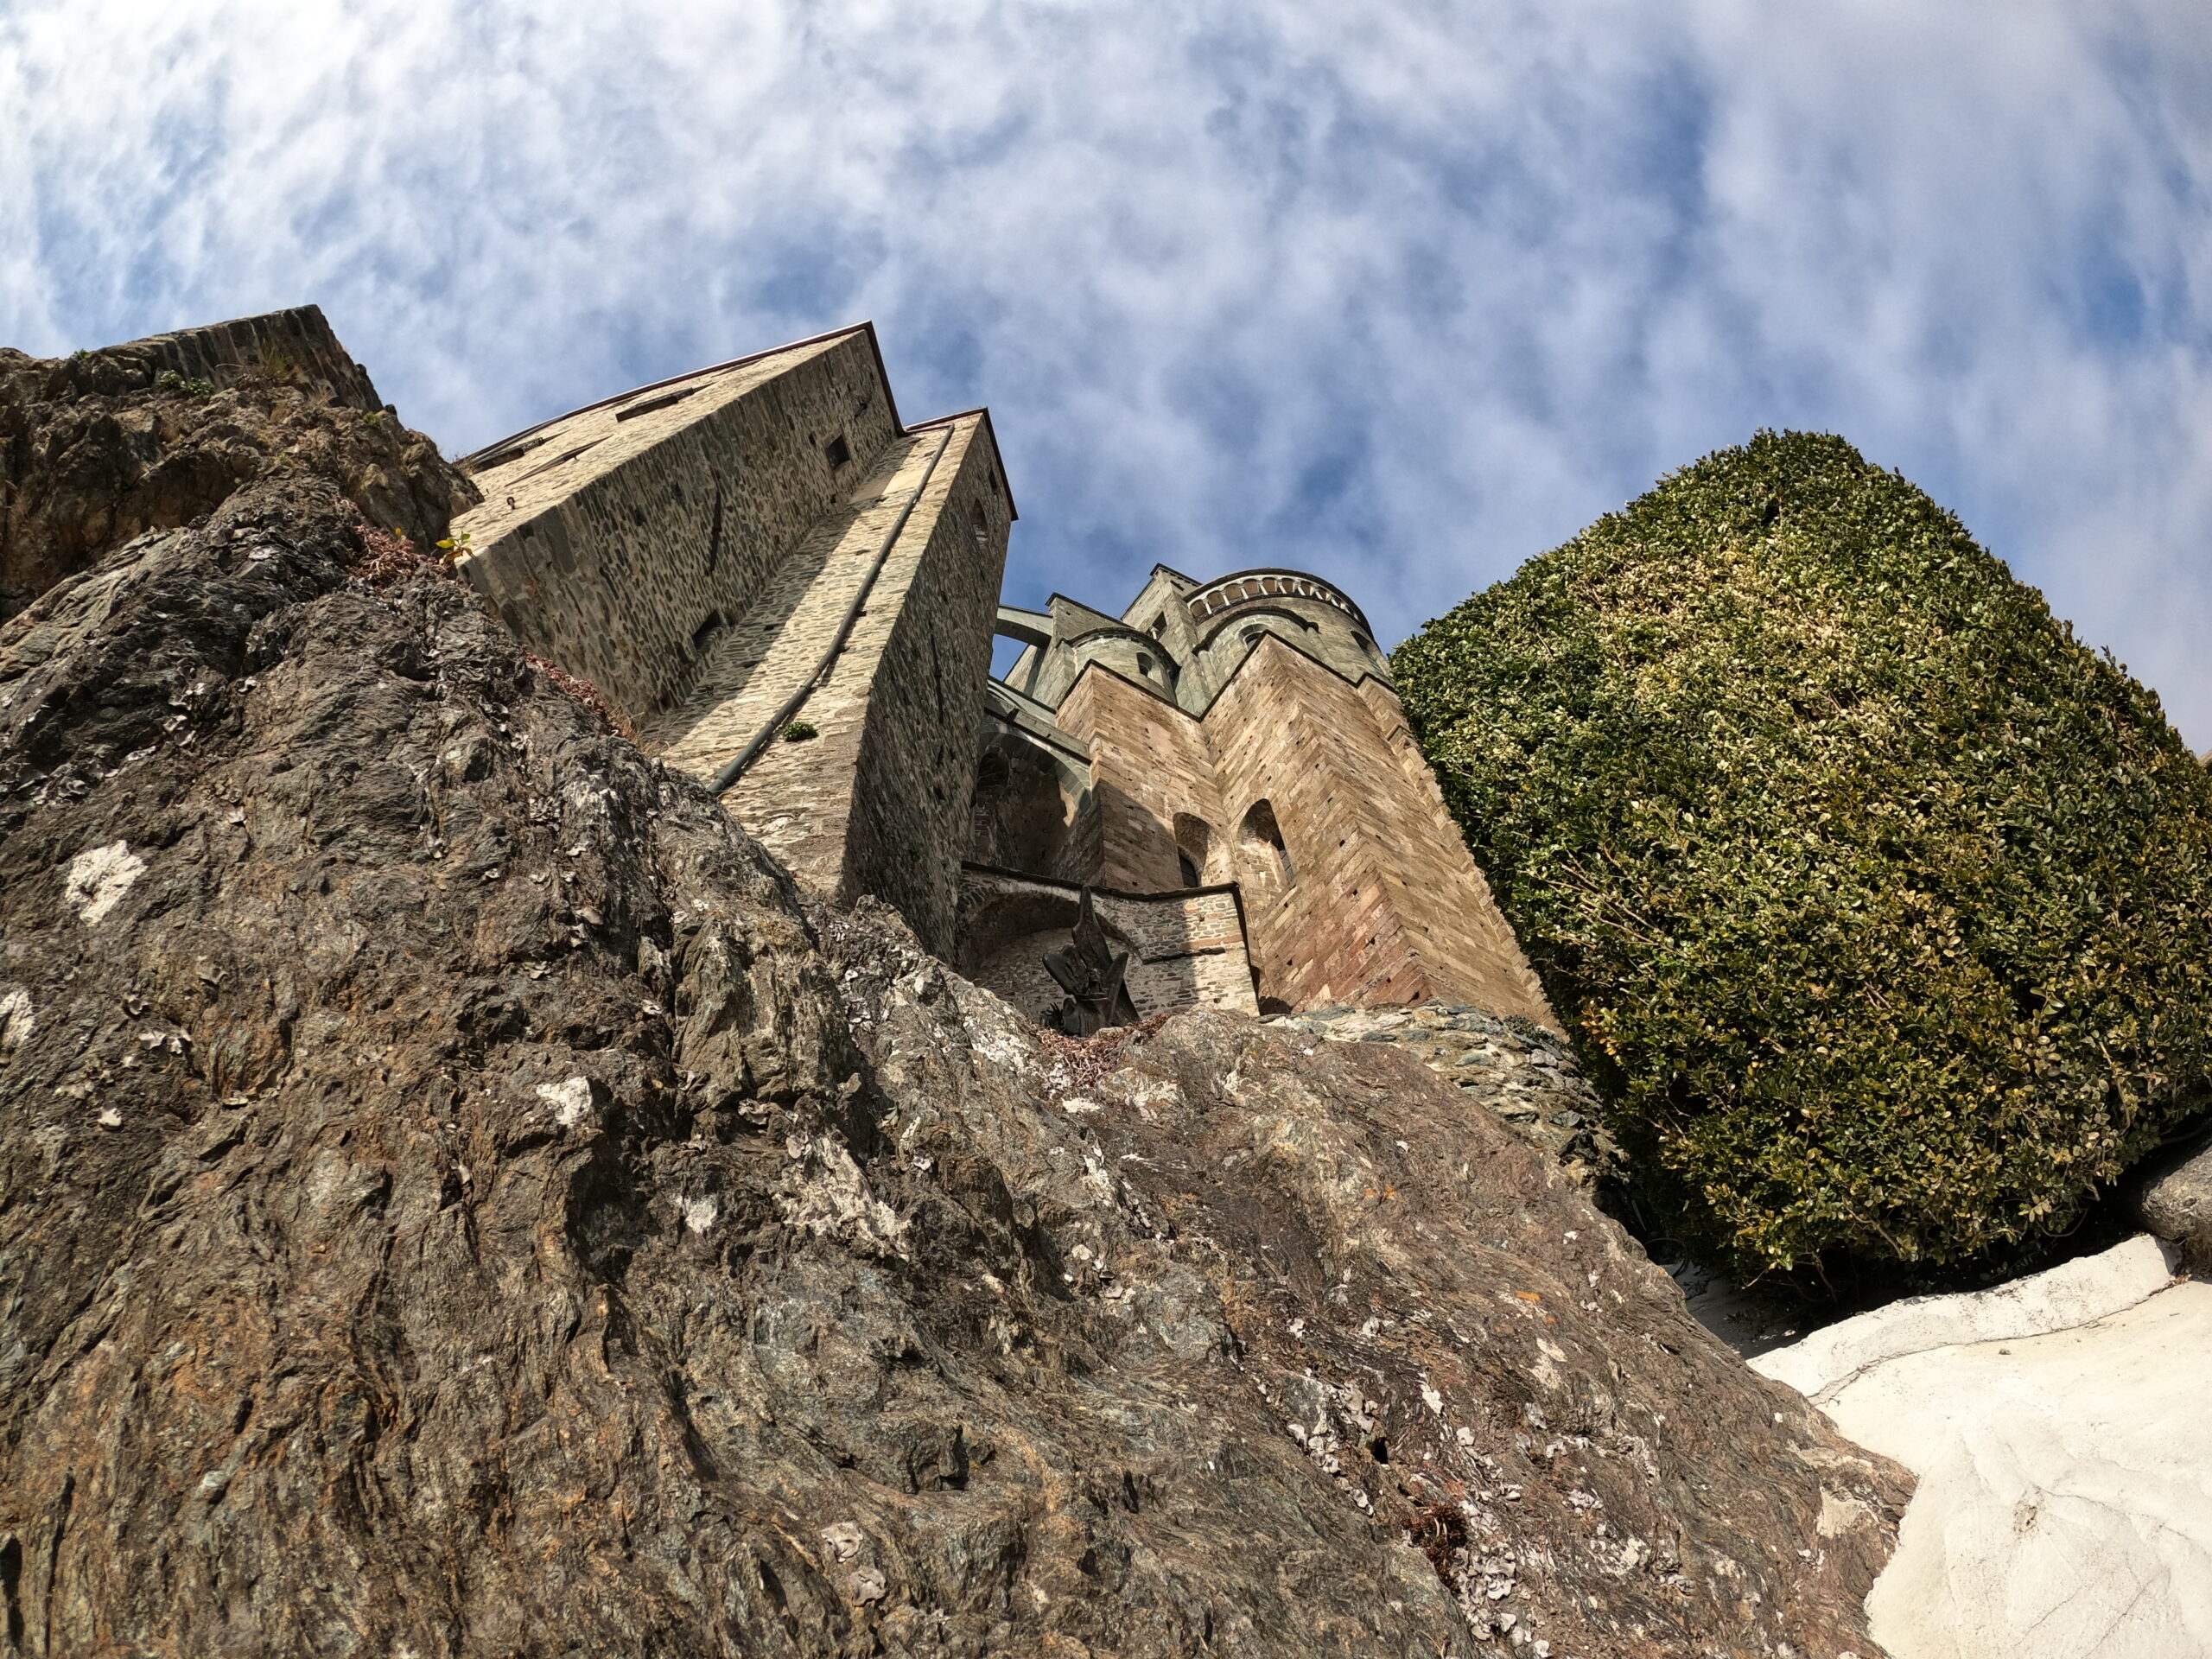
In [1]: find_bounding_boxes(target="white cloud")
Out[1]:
[5,0,2209,743]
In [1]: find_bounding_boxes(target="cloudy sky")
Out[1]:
[5,1,2209,744]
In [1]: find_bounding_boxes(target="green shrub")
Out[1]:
[781,721,819,744]
[1394,430,2212,1275]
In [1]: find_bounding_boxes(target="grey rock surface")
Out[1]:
[1271,1001,1627,1190]
[0,348,1908,1656]
[2135,1135,2212,1273]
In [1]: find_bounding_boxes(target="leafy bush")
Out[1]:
[1394,430,2212,1275]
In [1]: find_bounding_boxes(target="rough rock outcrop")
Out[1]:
[2134,1135,2212,1274]
[0,355,1908,1656]
[1270,1001,1627,1191]
[0,308,474,621]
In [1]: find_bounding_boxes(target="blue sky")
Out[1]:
[6,1,2210,746]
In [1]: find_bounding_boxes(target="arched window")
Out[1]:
[1241,626,1267,651]
[1238,799,1294,887]
[1173,812,1214,887]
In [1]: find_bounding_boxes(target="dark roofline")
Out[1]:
[456,321,896,471]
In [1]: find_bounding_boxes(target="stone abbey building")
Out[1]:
[448,322,1555,1032]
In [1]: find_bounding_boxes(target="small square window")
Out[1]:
[823,434,851,468]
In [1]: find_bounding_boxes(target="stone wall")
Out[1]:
[816,415,1012,952]
[978,618,1557,1027]
[957,867,1257,1024]
[1052,665,1227,892]
[969,707,1095,879]
[1206,636,1555,1023]
[453,329,899,721]
[454,328,1012,957]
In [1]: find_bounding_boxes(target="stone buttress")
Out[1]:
[451,325,1013,953]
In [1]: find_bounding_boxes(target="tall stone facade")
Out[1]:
[969,566,1556,1027]
[452,326,1012,954]
[451,323,1545,1028]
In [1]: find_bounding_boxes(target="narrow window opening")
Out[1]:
[1238,799,1294,887]
[823,433,852,468]
[1173,812,1215,887]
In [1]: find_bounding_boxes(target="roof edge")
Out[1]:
[906,404,1017,521]
[456,321,887,471]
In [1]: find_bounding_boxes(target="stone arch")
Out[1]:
[1238,798,1294,891]
[958,887,1139,1027]
[1172,812,1216,887]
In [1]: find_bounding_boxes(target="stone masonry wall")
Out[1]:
[454,330,898,721]
[834,415,1013,952]
[719,414,1010,955]
[1020,634,1556,1025]
[1052,666,1229,892]
[957,868,1257,1024]
[1206,636,1556,1025]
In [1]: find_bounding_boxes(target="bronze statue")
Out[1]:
[1044,888,1138,1036]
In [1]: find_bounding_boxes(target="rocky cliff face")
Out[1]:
[0,315,474,621]
[0,347,1906,1656]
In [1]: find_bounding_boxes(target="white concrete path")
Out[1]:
[1753,1236,2212,1659]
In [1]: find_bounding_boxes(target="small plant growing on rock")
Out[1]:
[782,721,819,743]
[155,369,215,397]
[433,529,472,565]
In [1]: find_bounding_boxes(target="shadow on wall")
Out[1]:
[969,737,1096,881]
[957,881,1229,1025]
[1173,812,1217,887]
[1238,798,1293,892]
